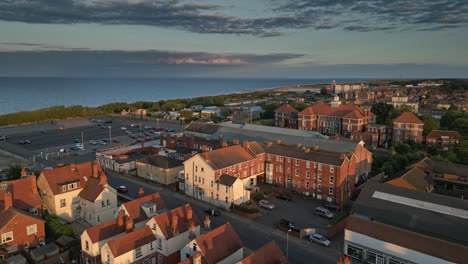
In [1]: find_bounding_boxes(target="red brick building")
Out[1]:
[350,132,379,149]
[0,169,42,216]
[366,124,392,148]
[274,104,298,128]
[425,130,461,150]
[392,112,424,143]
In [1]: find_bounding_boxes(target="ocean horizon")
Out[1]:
[0,77,369,115]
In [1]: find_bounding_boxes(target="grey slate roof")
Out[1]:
[262,143,347,166]
[216,174,237,187]
[352,182,468,246]
[138,154,183,169]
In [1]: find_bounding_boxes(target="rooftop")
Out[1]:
[199,145,256,170]
[237,241,288,264]
[386,167,433,192]
[185,121,221,135]
[426,130,462,139]
[107,226,155,258]
[0,175,42,211]
[152,204,200,239]
[137,154,183,169]
[122,193,167,223]
[411,157,468,178]
[216,174,237,187]
[392,112,424,124]
[0,207,44,231]
[274,104,298,113]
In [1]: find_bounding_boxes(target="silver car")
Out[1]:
[309,234,331,247]
[259,200,275,210]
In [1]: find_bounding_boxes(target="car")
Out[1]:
[104,120,112,123]
[18,140,25,145]
[40,130,46,134]
[92,147,99,151]
[145,137,152,141]
[324,204,341,212]
[144,132,151,136]
[50,120,57,125]
[308,234,331,247]
[204,208,221,216]
[130,124,136,127]
[314,207,334,219]
[276,194,292,201]
[71,146,80,151]
[102,138,110,142]
[125,130,132,134]
[99,141,107,145]
[58,127,65,130]
[100,126,106,129]
[136,138,144,142]
[0,136,7,141]
[74,139,81,143]
[24,140,31,144]
[76,143,84,148]
[91,118,97,122]
[144,125,152,129]
[116,186,128,193]
[168,129,175,132]
[89,140,97,145]
[121,127,127,130]
[258,200,275,210]
[112,139,120,143]
[164,129,169,132]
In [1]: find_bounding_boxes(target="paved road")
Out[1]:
[106,172,341,264]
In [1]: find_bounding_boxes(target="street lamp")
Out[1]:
[108,126,112,143]
[287,229,292,260]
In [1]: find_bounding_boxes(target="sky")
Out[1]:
[0,0,467,78]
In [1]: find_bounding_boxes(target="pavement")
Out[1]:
[106,171,343,264]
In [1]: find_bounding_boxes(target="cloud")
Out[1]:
[274,0,468,31]
[0,0,311,37]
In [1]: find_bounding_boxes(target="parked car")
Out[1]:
[314,207,334,219]
[130,124,136,127]
[99,141,107,145]
[92,147,99,152]
[112,139,120,143]
[50,120,57,125]
[324,204,341,212]
[144,132,151,136]
[74,139,81,143]
[40,130,47,134]
[168,129,175,132]
[121,127,127,130]
[204,208,221,216]
[125,130,132,134]
[102,138,110,142]
[71,146,80,151]
[144,125,152,129]
[0,136,7,141]
[276,194,292,201]
[89,140,97,145]
[309,234,331,247]
[18,140,25,145]
[259,200,275,210]
[24,140,31,144]
[116,186,128,193]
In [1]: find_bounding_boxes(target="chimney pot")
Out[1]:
[117,211,125,232]
[266,142,273,147]
[296,143,302,148]
[138,188,144,198]
[204,216,211,230]
[125,217,133,233]
[305,148,310,153]
[31,173,38,194]
[171,212,178,234]
[275,140,281,144]
[313,145,319,150]
[21,168,27,178]
[242,140,250,149]
[99,174,108,186]
[4,192,12,209]
[221,141,228,148]
[70,162,76,171]
[202,145,208,152]
[189,222,196,232]
[233,139,239,145]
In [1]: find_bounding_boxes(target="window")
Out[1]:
[287,158,290,163]
[245,162,248,168]
[292,181,295,187]
[201,167,204,172]
[217,183,219,190]
[1,232,13,243]
[280,157,283,162]
[157,237,162,250]
[298,182,301,188]
[276,156,279,161]
[136,247,142,258]
[318,184,322,192]
[414,131,418,136]
[279,177,282,183]
[226,186,229,192]
[329,187,333,195]
[195,175,197,182]
[60,199,66,208]
[62,185,67,192]
[97,215,100,222]
[268,154,271,160]
[330,166,334,173]
[318,174,322,182]
[225,197,228,203]
[306,161,310,168]
[296,160,299,166]
[195,166,198,172]
[107,199,110,206]
[102,201,105,207]
[250,178,254,185]
[330,176,334,184]
[314,162,317,168]
[216,194,219,200]
[259,155,262,160]
[202,178,204,184]
[244,171,247,177]
[144,260,149,264]
[295,169,299,176]
[279,166,283,172]
[211,181,213,187]
[211,192,213,198]
[306,171,310,179]
[318,163,322,170]
[85,241,89,250]
[306,182,309,189]
[287,168,290,173]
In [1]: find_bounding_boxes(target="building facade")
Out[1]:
[136,155,184,185]
[425,130,461,150]
[392,112,424,143]
[274,104,298,129]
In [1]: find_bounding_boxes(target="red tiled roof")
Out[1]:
[195,222,243,264]
[152,204,200,239]
[393,112,424,124]
[107,226,155,258]
[0,176,42,212]
[201,145,256,170]
[238,241,288,264]
[122,193,167,223]
[84,215,130,243]
[298,107,315,115]
[426,130,461,139]
[78,176,105,202]
[0,207,44,231]
[274,104,298,113]
[311,103,333,115]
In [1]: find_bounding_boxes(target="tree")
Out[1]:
[320,87,328,96]
[371,102,394,125]
[421,115,439,135]
[6,164,22,180]
[452,118,468,136]
[221,108,232,117]
[180,110,193,120]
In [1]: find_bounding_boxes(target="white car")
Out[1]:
[75,143,84,149]
[121,127,127,130]
[309,234,331,247]
[89,140,97,145]
[259,200,275,210]
[130,124,136,127]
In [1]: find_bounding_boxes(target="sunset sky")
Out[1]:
[0,0,467,78]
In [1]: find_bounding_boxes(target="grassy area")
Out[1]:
[253,119,274,126]
[45,215,74,239]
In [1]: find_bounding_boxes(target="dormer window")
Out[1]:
[62,185,67,192]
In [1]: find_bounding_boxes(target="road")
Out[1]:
[106,172,341,264]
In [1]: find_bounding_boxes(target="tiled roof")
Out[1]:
[78,176,105,202]
[426,130,462,139]
[237,241,288,264]
[274,104,298,113]
[0,207,44,231]
[84,216,128,244]
[122,193,167,223]
[410,158,468,178]
[40,161,103,195]
[244,141,265,156]
[216,174,237,187]
[0,176,42,211]
[107,226,155,258]
[137,155,183,169]
[185,121,221,135]
[262,143,347,166]
[195,222,243,264]
[386,167,432,192]
[298,107,315,115]
[152,204,200,239]
[346,216,468,264]
[392,112,424,124]
[200,145,256,170]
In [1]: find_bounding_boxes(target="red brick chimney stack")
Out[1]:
[202,145,208,152]
[138,188,144,198]
[305,148,310,153]
[242,140,250,150]
[31,173,38,194]
[221,141,228,148]
[21,168,27,178]
[186,205,193,221]
[313,145,319,150]
[296,143,302,148]
[219,135,223,143]
[4,192,12,209]
[93,163,99,177]
[125,217,133,233]
[275,140,281,144]
[117,211,125,232]
[193,252,202,264]
[70,162,76,171]
[99,173,108,186]
[171,212,178,234]
[204,216,211,230]
[233,139,239,145]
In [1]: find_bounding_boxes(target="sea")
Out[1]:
[0,77,368,115]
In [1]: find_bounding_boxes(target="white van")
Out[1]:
[314,206,334,219]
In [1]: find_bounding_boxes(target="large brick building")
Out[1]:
[425,130,461,150]
[274,104,298,128]
[392,112,424,143]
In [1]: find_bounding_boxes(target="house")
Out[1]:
[350,132,378,149]
[101,225,156,264]
[418,108,447,120]
[274,104,298,129]
[81,211,134,264]
[0,205,45,259]
[0,169,42,216]
[331,81,365,94]
[454,101,468,112]
[425,130,461,150]
[116,192,167,229]
[385,167,433,192]
[145,204,201,264]
[366,124,392,147]
[180,223,243,264]
[37,161,117,225]
[183,142,264,208]
[97,145,160,175]
[236,241,288,264]
[388,96,419,111]
[392,112,423,143]
[136,155,184,185]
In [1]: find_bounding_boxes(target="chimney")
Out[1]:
[340,154,346,158]
[218,135,223,143]
[275,140,281,144]
[242,140,250,150]
[221,141,228,148]
[266,142,273,147]
[99,173,108,186]
[31,173,38,194]
[125,217,133,233]
[57,163,64,168]
[296,143,302,148]
[204,216,211,230]
[202,152,208,160]
[189,222,196,233]
[191,150,198,156]
[4,192,12,209]
[117,211,125,232]
[21,168,27,178]
[184,154,191,161]
[193,252,202,264]
[186,205,193,221]
[191,133,195,141]
[305,148,310,153]
[70,162,76,171]
[313,145,319,150]
[233,139,239,145]
[138,188,144,198]
[93,164,99,177]
[171,212,178,234]
[335,134,339,140]
[348,151,353,156]
[202,145,208,152]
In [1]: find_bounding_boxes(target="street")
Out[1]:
[106,172,342,264]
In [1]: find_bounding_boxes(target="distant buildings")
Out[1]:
[392,112,424,143]
[136,155,184,185]
[274,104,298,128]
[425,130,461,150]
[331,80,366,94]
[388,96,419,112]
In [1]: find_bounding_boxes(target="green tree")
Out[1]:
[420,104,437,109]
[421,115,439,135]
[452,118,468,136]
[6,164,22,180]
[454,140,468,164]
[221,108,232,117]
[180,110,193,120]
[320,87,328,96]
[371,102,394,125]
